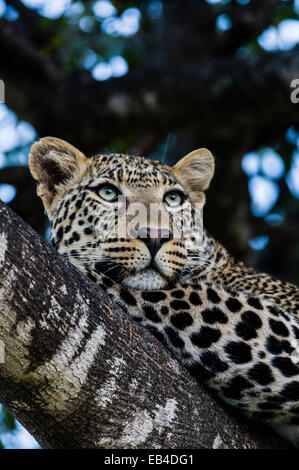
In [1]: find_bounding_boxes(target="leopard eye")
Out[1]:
[97,184,119,202]
[164,191,184,207]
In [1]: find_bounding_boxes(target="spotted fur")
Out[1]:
[29,137,299,447]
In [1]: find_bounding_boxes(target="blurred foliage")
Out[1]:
[0,406,17,448]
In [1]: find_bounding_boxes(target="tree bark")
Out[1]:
[0,201,289,448]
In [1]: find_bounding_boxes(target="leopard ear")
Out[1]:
[173,148,215,203]
[29,137,88,215]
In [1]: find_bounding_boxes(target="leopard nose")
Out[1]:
[138,227,173,258]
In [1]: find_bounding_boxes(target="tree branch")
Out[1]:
[0,201,289,448]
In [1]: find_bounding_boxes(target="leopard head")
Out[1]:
[29,137,214,290]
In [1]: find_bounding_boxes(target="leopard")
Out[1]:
[29,137,299,447]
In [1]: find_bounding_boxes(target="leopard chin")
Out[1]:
[122,268,169,290]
